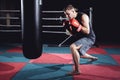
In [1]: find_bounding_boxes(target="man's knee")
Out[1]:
[70,44,82,50]
[70,44,76,50]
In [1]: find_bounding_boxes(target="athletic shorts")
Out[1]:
[74,37,95,55]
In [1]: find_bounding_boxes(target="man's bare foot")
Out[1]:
[88,57,98,62]
[67,70,81,75]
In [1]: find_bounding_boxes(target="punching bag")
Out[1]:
[21,0,42,59]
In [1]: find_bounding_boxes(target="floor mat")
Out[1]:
[0,62,26,80]
[30,53,73,64]
[0,44,120,80]
[73,65,120,80]
[12,64,73,80]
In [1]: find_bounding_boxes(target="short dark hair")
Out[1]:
[63,4,78,12]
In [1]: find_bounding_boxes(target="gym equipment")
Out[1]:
[21,0,43,59]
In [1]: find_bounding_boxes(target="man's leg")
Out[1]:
[81,53,98,61]
[68,44,81,75]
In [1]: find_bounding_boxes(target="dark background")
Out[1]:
[0,0,120,45]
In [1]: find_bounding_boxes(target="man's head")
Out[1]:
[63,5,78,19]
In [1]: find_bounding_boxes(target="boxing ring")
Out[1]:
[42,8,93,47]
[1,0,120,80]
[0,0,93,59]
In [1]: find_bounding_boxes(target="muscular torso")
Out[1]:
[67,12,96,42]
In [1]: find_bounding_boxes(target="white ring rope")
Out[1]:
[58,35,72,47]
[0,30,21,32]
[42,17,67,21]
[42,11,64,13]
[42,31,66,34]
[42,25,63,27]
[0,10,20,12]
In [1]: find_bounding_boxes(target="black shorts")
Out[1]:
[74,37,95,55]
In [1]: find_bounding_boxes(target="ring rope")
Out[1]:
[0,30,21,32]
[42,31,66,34]
[42,25,63,27]
[42,17,67,20]
[42,11,64,13]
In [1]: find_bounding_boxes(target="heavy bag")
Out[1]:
[21,0,42,59]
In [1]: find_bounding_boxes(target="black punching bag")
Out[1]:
[21,0,42,59]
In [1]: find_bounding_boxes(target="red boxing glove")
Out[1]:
[70,18,82,32]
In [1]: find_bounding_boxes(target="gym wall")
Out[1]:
[0,0,120,44]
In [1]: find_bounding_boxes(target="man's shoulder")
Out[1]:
[78,12,87,17]
[77,12,87,18]
[78,12,86,15]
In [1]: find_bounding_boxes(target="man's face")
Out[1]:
[65,9,76,19]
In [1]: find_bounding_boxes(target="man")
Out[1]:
[63,5,98,75]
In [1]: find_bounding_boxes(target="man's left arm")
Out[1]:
[81,14,90,34]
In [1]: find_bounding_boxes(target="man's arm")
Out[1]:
[81,14,90,34]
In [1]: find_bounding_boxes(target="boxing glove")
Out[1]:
[70,18,82,32]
